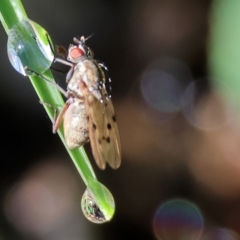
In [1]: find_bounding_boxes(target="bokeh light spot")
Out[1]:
[153,199,204,240]
[138,57,193,121]
[202,228,240,240]
[3,161,84,237]
[182,80,230,131]
[141,70,181,114]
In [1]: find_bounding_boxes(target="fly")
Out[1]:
[49,36,121,170]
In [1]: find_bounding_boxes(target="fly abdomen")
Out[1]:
[63,100,89,149]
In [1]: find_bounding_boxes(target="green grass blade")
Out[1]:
[0,0,116,222]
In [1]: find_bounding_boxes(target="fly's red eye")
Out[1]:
[69,47,84,59]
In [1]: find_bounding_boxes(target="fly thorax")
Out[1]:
[67,82,83,97]
[80,60,100,90]
[75,61,88,76]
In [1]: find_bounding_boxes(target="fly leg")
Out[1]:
[54,57,74,68]
[24,67,69,98]
[53,57,75,83]
[40,99,72,133]
[52,100,72,133]
[45,34,73,75]
[56,46,68,59]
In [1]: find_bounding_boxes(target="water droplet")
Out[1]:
[7,19,54,76]
[81,188,106,223]
[81,178,115,223]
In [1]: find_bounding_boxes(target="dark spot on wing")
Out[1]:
[102,136,110,143]
[107,123,112,130]
[92,123,97,130]
[112,115,116,122]
[98,139,101,144]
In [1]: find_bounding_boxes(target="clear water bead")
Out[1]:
[81,181,115,224]
[7,19,54,76]
[81,188,106,223]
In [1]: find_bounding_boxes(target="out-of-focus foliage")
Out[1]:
[209,0,240,111]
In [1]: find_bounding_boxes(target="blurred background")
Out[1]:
[1,0,240,239]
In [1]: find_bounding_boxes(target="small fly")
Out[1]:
[48,36,121,170]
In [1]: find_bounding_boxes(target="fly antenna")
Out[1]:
[73,34,94,45]
[82,33,94,42]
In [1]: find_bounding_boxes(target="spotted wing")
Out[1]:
[81,83,121,170]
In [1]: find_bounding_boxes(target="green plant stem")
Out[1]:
[0,0,116,222]
[0,0,96,184]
